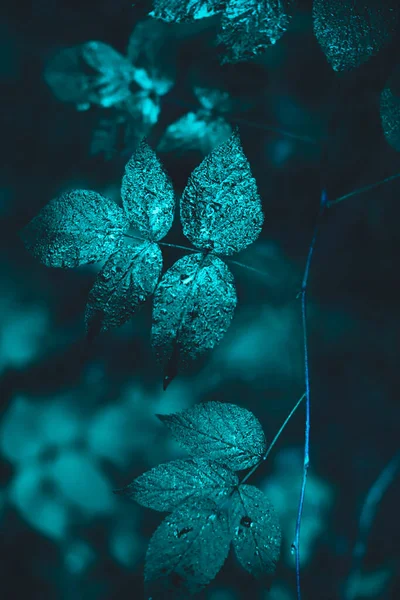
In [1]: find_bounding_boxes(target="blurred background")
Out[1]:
[1,0,400,598]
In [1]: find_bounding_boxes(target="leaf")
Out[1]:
[44,42,135,108]
[85,241,162,336]
[121,139,175,241]
[21,190,129,268]
[313,0,398,72]
[194,86,232,112]
[120,457,238,511]
[150,0,226,23]
[217,0,291,64]
[157,110,232,155]
[180,130,264,255]
[230,484,281,579]
[145,497,231,597]
[158,401,266,470]
[380,65,400,152]
[151,253,237,388]
[127,19,177,96]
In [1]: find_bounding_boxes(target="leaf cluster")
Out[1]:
[118,401,281,597]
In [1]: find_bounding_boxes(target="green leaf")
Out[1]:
[145,498,231,597]
[120,457,238,511]
[151,253,237,388]
[85,242,162,336]
[218,0,291,64]
[230,484,281,579]
[380,65,400,152]
[21,190,129,268]
[150,0,226,23]
[121,139,175,241]
[180,130,264,255]
[158,401,266,470]
[313,0,398,72]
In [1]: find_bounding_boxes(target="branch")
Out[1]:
[327,172,400,207]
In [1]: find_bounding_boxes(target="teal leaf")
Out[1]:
[158,111,232,155]
[150,0,226,23]
[230,484,281,579]
[85,242,162,336]
[218,0,291,64]
[313,0,398,72]
[121,139,175,241]
[158,401,266,470]
[180,130,264,255]
[151,253,237,388]
[145,497,231,597]
[44,42,135,108]
[120,457,238,511]
[21,190,129,268]
[380,65,400,152]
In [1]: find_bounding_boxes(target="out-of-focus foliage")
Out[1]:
[380,63,400,151]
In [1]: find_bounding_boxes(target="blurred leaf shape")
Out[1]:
[145,498,231,597]
[120,457,238,511]
[217,0,291,64]
[380,64,400,151]
[313,0,398,71]
[22,132,263,385]
[230,484,281,580]
[120,401,281,593]
[150,0,226,23]
[181,130,264,254]
[21,190,130,269]
[152,254,237,388]
[157,401,267,470]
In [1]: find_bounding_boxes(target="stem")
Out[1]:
[344,451,400,600]
[230,115,319,145]
[239,392,306,488]
[292,189,326,600]
[327,171,400,207]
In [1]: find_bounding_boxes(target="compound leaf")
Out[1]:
[120,457,238,511]
[181,130,264,255]
[313,0,398,72]
[145,497,231,597]
[218,0,291,64]
[85,241,162,336]
[230,484,281,579]
[158,401,266,470]
[121,139,175,241]
[45,42,135,109]
[150,0,226,23]
[380,65,400,152]
[151,253,237,388]
[21,190,129,269]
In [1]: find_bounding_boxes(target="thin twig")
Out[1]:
[327,172,400,207]
[239,392,306,488]
[344,450,400,600]
[292,189,327,600]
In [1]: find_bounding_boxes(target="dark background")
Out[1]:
[1,1,400,598]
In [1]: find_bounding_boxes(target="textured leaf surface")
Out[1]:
[127,19,176,96]
[150,0,226,23]
[181,130,264,255]
[85,242,162,335]
[230,484,281,578]
[313,0,398,72]
[218,0,291,64]
[157,111,232,155]
[158,401,266,470]
[21,190,129,268]
[380,66,400,152]
[152,253,237,387]
[145,498,231,597]
[121,140,175,240]
[122,458,238,511]
[45,42,135,108]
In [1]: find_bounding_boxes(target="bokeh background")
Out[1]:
[1,1,400,598]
